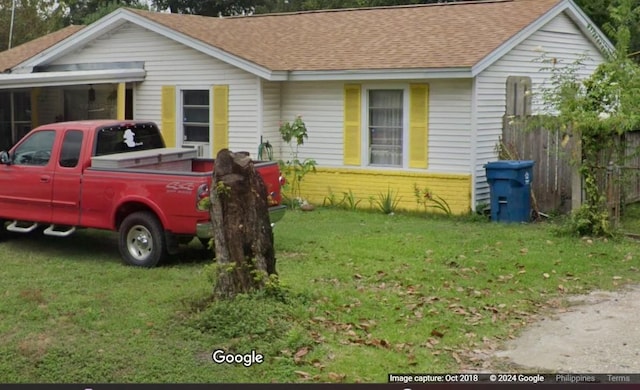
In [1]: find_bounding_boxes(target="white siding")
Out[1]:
[50,23,262,153]
[260,80,282,159]
[473,12,605,205]
[280,79,472,173]
[280,81,344,166]
[428,79,472,173]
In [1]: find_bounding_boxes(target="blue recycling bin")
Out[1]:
[485,160,534,223]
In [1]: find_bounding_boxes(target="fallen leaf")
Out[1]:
[328,372,346,382]
[426,337,440,347]
[613,276,623,280]
[543,273,550,279]
[430,329,445,338]
[294,371,311,378]
[294,347,309,363]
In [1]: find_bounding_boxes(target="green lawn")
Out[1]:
[0,208,638,383]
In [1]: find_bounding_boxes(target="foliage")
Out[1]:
[214,181,231,198]
[0,0,65,50]
[562,203,612,237]
[77,0,149,24]
[530,0,640,236]
[413,184,452,216]
[375,187,401,214]
[277,116,316,208]
[151,0,266,16]
[322,189,343,208]
[323,189,361,210]
[342,189,361,211]
[58,0,147,25]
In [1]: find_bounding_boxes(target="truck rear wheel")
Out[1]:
[118,211,167,267]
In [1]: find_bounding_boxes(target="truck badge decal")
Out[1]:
[166,181,195,194]
[123,129,143,148]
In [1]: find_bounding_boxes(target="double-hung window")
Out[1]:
[343,83,427,169]
[182,90,210,143]
[368,89,404,167]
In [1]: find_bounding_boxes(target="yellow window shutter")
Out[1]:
[343,84,361,165]
[212,85,229,156]
[161,86,176,147]
[30,88,40,128]
[116,83,126,120]
[409,83,429,169]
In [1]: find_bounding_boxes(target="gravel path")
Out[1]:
[495,286,640,373]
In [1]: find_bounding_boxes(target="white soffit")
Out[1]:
[0,68,146,89]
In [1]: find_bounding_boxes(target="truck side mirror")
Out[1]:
[0,151,11,165]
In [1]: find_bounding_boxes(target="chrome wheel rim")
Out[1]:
[126,224,153,262]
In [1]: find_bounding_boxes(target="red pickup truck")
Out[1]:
[0,120,285,267]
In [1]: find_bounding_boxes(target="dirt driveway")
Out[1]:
[493,285,640,373]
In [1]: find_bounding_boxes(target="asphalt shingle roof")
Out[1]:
[129,0,562,71]
[0,0,564,73]
[0,25,85,72]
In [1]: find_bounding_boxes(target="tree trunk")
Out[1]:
[209,149,276,299]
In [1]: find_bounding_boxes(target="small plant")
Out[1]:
[367,195,377,209]
[343,189,361,211]
[322,188,361,211]
[323,189,345,208]
[414,184,452,216]
[563,204,613,237]
[278,116,316,208]
[375,187,402,214]
[215,181,231,198]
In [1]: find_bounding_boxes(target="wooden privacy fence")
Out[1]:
[500,116,575,214]
[599,132,640,226]
[500,116,640,219]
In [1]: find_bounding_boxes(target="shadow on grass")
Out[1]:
[2,228,212,267]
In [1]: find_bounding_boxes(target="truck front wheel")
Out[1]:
[118,211,167,267]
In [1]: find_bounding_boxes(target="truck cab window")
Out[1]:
[59,130,83,168]
[13,130,55,166]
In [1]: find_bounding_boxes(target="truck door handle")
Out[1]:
[40,175,51,183]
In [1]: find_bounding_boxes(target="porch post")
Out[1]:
[117,83,126,120]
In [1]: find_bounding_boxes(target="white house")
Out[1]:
[0,0,610,213]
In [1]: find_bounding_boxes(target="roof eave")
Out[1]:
[471,0,613,77]
[279,67,473,82]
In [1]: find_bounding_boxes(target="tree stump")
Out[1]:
[209,149,276,299]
